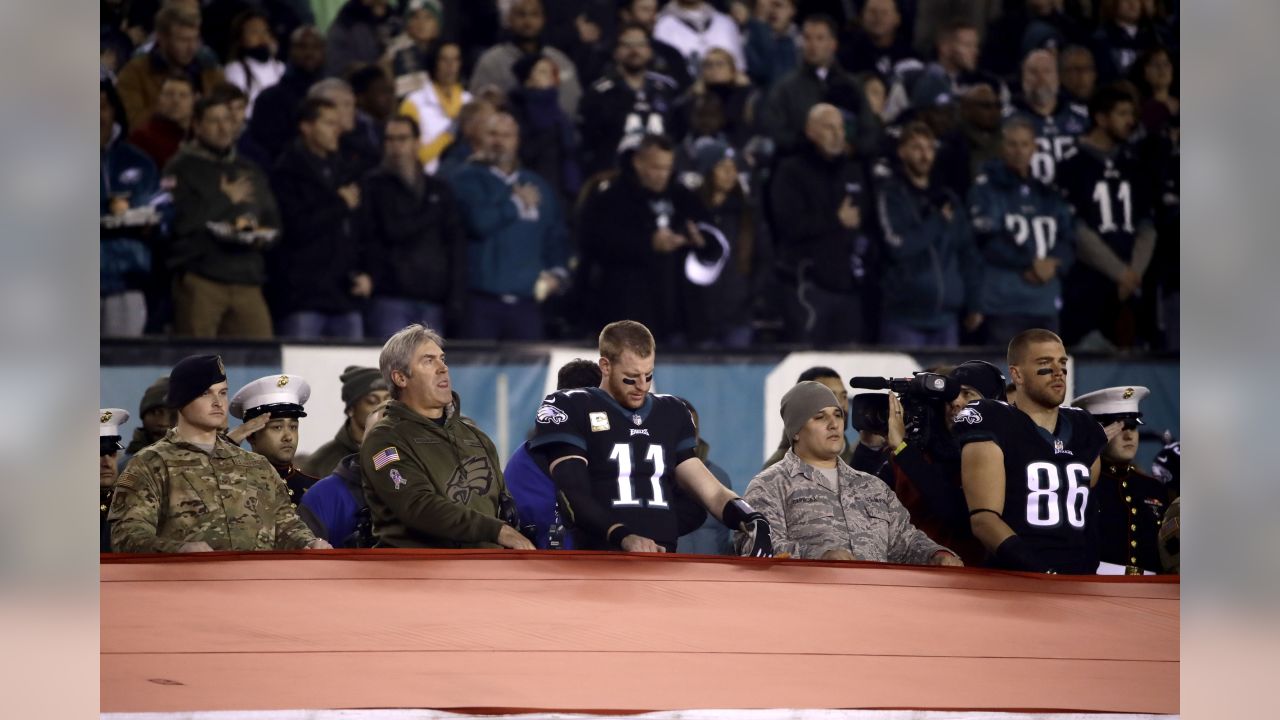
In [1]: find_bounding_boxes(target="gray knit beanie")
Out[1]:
[781,381,841,446]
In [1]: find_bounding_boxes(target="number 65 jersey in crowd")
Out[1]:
[952,399,1108,574]
[529,387,699,551]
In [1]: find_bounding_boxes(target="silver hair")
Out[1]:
[379,324,445,400]
[308,77,353,100]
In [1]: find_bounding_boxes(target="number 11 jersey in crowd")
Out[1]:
[953,399,1108,573]
[529,387,699,551]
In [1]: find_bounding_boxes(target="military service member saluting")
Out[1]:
[1072,385,1171,574]
[100,408,129,553]
[108,355,332,552]
[230,373,320,506]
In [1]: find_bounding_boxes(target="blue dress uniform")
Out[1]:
[230,374,319,507]
[100,408,130,554]
[1072,385,1169,574]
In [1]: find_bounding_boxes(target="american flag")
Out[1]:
[372,446,400,471]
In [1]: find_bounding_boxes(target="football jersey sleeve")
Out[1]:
[950,399,1006,448]
[666,398,699,466]
[528,391,590,460]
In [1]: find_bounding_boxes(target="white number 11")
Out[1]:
[609,443,668,508]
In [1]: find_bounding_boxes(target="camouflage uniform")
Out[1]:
[360,394,509,548]
[108,428,318,552]
[738,449,953,563]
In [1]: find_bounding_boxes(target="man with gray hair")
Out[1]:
[738,381,960,565]
[359,324,534,549]
[309,77,380,174]
[1010,49,1089,185]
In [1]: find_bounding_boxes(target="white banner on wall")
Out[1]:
[281,345,382,458]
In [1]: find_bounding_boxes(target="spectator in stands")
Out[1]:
[361,325,534,549]
[200,0,313,64]
[309,78,381,176]
[270,97,370,339]
[675,397,735,555]
[230,373,321,506]
[576,134,716,343]
[619,0,693,92]
[1072,385,1170,573]
[760,14,873,157]
[676,47,758,150]
[906,67,972,197]
[957,83,1002,179]
[301,399,387,547]
[743,0,799,89]
[248,25,327,162]
[838,0,916,80]
[435,98,496,178]
[209,83,273,172]
[116,6,224,127]
[362,115,468,338]
[350,64,397,145]
[1130,46,1178,138]
[875,121,980,348]
[167,94,281,338]
[1091,0,1160,81]
[101,84,160,338]
[1057,84,1156,349]
[109,354,330,552]
[508,54,583,206]
[768,103,873,346]
[884,20,1005,123]
[325,0,400,77]
[740,381,962,565]
[128,72,193,170]
[503,359,603,549]
[383,0,443,97]
[123,377,174,461]
[889,361,1006,567]
[579,23,680,176]
[224,9,286,117]
[685,141,761,349]
[979,0,1085,81]
[301,366,390,478]
[1011,50,1088,186]
[654,0,745,80]
[399,42,472,175]
[450,112,570,340]
[1059,45,1097,116]
[763,366,857,471]
[470,0,582,118]
[968,117,1076,348]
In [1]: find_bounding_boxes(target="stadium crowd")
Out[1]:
[101,0,1180,352]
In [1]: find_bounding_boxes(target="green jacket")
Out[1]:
[302,421,359,478]
[360,395,507,548]
[109,429,316,552]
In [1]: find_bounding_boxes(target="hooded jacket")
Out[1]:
[360,395,508,548]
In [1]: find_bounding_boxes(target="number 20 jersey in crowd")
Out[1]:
[528,387,699,551]
[952,399,1108,573]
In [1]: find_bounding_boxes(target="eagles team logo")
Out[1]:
[277,375,290,388]
[537,404,569,425]
[953,407,982,425]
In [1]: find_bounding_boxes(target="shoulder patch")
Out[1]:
[953,406,983,425]
[115,471,140,492]
[589,412,610,432]
[537,404,569,425]
[371,446,401,471]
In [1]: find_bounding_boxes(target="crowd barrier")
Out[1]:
[101,551,1179,716]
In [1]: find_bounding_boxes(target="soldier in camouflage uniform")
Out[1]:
[738,382,962,565]
[108,355,332,553]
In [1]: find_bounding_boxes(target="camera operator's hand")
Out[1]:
[887,392,907,449]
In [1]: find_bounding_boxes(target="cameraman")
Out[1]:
[886,361,1007,566]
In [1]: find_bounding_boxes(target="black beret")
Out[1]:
[166,355,227,410]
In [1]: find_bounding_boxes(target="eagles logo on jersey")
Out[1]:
[954,399,1108,573]
[528,387,699,550]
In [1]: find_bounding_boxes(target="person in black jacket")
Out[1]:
[767,103,874,346]
[270,97,370,338]
[247,25,326,163]
[362,115,467,340]
[576,133,721,344]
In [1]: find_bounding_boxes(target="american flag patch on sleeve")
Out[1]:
[372,446,401,471]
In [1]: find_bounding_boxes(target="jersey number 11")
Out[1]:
[609,443,669,508]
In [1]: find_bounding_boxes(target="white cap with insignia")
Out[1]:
[229,374,312,420]
[100,408,129,455]
[1071,386,1150,423]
